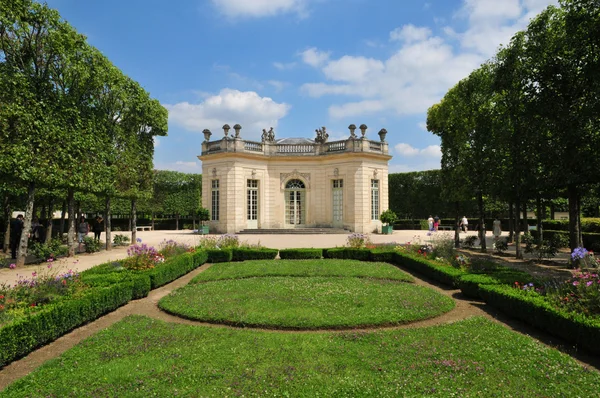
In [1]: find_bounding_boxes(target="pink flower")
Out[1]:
[32,272,37,277]
[573,281,580,286]
[587,281,593,287]
[9,264,15,270]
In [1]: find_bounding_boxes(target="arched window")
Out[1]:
[285,179,305,189]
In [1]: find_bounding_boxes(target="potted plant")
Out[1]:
[379,209,397,234]
[197,207,210,234]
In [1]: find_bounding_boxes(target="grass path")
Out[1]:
[1,262,599,392]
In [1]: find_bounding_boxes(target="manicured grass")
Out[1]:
[191,259,414,283]
[159,277,453,328]
[3,315,599,397]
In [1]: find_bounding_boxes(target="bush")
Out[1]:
[493,238,508,254]
[392,252,465,287]
[278,249,323,260]
[461,235,478,249]
[112,234,130,246]
[0,283,133,368]
[206,248,233,263]
[479,284,600,355]
[123,244,164,271]
[368,249,396,263]
[158,239,191,259]
[231,248,278,261]
[346,233,371,248]
[379,209,397,225]
[80,273,151,299]
[325,248,371,261]
[83,237,101,253]
[217,234,239,249]
[28,239,68,261]
[148,253,195,289]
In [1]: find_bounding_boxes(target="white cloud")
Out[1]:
[300,47,330,67]
[268,80,287,92]
[273,61,297,70]
[389,25,432,43]
[211,0,307,18]
[153,137,160,148]
[164,89,290,141]
[299,0,557,119]
[394,143,441,159]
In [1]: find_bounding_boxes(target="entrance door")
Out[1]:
[332,179,343,228]
[285,179,305,226]
[247,179,258,229]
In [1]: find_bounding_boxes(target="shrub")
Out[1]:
[122,244,164,271]
[217,234,239,249]
[392,251,465,287]
[206,248,233,263]
[430,232,455,261]
[278,249,323,260]
[379,209,397,225]
[346,233,370,248]
[83,237,101,253]
[325,248,371,261]
[461,235,478,249]
[112,234,130,246]
[28,239,68,261]
[368,249,396,263]
[80,273,151,299]
[493,238,508,254]
[158,239,190,259]
[231,248,278,261]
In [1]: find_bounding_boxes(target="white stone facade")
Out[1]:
[198,126,391,234]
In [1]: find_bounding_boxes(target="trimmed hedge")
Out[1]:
[81,272,151,299]
[392,252,465,287]
[479,284,600,355]
[0,283,133,368]
[458,274,502,299]
[324,248,371,261]
[369,249,396,263]
[148,252,194,289]
[206,248,233,263]
[531,229,600,251]
[231,248,278,261]
[278,248,323,260]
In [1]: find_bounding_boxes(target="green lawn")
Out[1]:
[3,315,598,397]
[190,259,414,283]
[159,276,453,328]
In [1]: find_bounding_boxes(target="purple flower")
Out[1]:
[9,263,16,270]
[587,281,593,287]
[136,238,142,243]
[571,247,589,261]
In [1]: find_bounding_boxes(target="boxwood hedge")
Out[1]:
[231,248,278,261]
[278,248,323,259]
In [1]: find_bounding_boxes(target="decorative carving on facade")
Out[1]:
[373,169,378,178]
[212,168,217,177]
[315,126,329,143]
[333,168,339,177]
[251,169,256,178]
[261,127,275,142]
[280,169,311,189]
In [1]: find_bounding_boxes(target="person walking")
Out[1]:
[460,216,469,233]
[427,215,434,231]
[493,217,502,239]
[77,216,89,253]
[10,214,24,259]
[92,216,104,242]
[433,215,440,231]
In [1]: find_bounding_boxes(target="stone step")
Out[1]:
[238,228,349,235]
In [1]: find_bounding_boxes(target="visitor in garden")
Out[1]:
[427,215,434,231]
[460,216,468,233]
[433,215,440,231]
[493,217,502,239]
[30,216,41,242]
[93,216,104,242]
[77,216,89,252]
[10,214,24,259]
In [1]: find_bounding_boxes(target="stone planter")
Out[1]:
[382,225,394,234]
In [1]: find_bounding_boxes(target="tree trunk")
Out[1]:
[536,195,543,245]
[3,195,10,253]
[105,195,112,251]
[454,201,460,248]
[550,202,555,220]
[67,189,76,257]
[522,201,528,233]
[46,198,54,243]
[477,190,486,252]
[59,199,66,237]
[176,213,180,231]
[131,199,137,245]
[16,182,36,267]
[508,202,514,243]
[568,184,582,251]
[514,197,522,259]
[151,211,155,230]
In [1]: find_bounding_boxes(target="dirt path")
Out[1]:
[1,259,599,391]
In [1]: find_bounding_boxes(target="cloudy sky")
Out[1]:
[44,0,557,174]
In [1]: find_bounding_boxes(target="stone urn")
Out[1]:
[222,124,231,137]
[359,124,368,138]
[378,128,387,142]
[202,129,212,142]
[348,124,357,138]
[233,124,242,138]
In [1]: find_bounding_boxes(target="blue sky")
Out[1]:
[43,0,557,174]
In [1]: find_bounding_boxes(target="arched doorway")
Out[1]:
[285,179,305,226]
